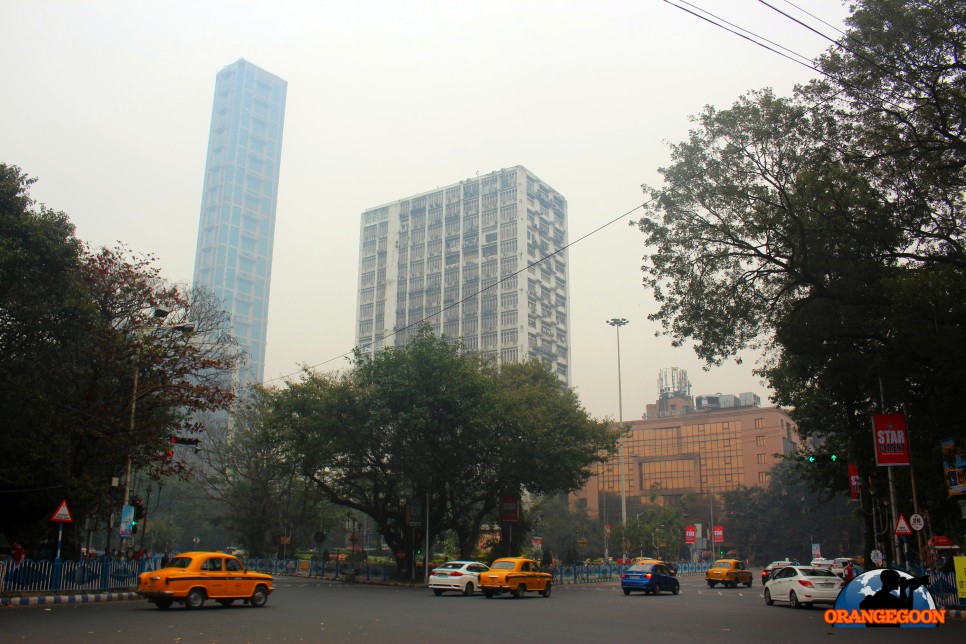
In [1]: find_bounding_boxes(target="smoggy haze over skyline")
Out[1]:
[0,0,849,421]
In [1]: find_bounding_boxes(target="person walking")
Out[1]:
[11,542,26,563]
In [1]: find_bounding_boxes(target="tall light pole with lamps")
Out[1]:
[606,318,628,560]
[115,307,194,554]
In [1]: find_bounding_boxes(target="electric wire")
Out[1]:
[260,202,647,386]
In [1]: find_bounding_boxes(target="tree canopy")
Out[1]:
[263,327,617,576]
[636,0,965,554]
[0,164,242,555]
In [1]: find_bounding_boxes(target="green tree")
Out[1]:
[0,165,242,554]
[636,0,966,554]
[269,327,617,578]
[197,392,332,558]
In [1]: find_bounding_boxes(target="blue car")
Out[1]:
[621,563,680,595]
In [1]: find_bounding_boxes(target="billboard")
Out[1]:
[872,413,910,466]
[942,440,966,496]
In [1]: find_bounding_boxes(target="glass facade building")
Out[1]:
[572,403,799,517]
[356,166,570,384]
[192,59,287,388]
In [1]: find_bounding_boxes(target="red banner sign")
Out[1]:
[848,464,860,501]
[499,494,520,522]
[713,526,724,543]
[873,413,910,466]
[684,525,696,544]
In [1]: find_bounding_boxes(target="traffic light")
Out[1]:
[131,496,144,533]
[807,454,838,463]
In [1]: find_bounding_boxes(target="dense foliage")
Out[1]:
[261,327,617,578]
[637,0,965,562]
[0,164,241,556]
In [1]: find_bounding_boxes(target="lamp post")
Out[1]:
[118,308,193,552]
[708,485,716,559]
[606,318,628,559]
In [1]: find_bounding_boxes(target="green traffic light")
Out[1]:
[829,454,837,461]
[808,456,816,463]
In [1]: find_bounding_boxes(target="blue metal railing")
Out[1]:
[4,557,960,609]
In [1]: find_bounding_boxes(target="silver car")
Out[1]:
[428,560,490,596]
[764,565,844,608]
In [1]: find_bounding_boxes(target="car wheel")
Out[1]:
[511,583,526,598]
[483,589,494,598]
[185,588,206,610]
[153,599,173,610]
[433,589,444,596]
[707,581,716,588]
[764,588,773,606]
[217,599,234,607]
[623,588,631,595]
[250,585,269,608]
[672,583,680,595]
[463,582,474,597]
[790,591,800,609]
[745,580,753,588]
[541,582,552,598]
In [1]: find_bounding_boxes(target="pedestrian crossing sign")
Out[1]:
[894,513,912,536]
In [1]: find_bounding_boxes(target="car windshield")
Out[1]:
[800,568,837,577]
[491,561,515,570]
[628,564,655,572]
[437,562,462,570]
[168,557,192,569]
[712,560,730,568]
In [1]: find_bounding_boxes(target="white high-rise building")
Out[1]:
[356,166,570,384]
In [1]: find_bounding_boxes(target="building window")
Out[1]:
[754,417,764,429]
[757,453,766,464]
[756,435,765,446]
[758,472,769,483]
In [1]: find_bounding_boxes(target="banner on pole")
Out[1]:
[848,464,860,501]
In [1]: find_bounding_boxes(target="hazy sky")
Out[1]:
[1,0,849,422]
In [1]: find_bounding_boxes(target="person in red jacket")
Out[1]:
[11,542,26,563]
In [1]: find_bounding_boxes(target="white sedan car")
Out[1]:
[428,560,490,596]
[764,565,844,608]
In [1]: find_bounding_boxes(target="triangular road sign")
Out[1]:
[51,499,73,523]
[894,513,912,536]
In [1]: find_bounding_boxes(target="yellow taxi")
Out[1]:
[479,557,553,598]
[705,558,753,588]
[137,551,273,609]
[631,557,665,566]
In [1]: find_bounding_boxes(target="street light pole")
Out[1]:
[606,318,628,560]
[119,308,194,554]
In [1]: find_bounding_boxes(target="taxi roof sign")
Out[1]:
[51,499,73,523]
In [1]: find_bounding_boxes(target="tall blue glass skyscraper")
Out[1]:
[192,59,287,388]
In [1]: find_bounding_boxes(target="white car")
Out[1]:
[830,557,854,578]
[428,560,490,596]
[764,565,844,608]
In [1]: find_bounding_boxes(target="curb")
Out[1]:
[1,591,141,608]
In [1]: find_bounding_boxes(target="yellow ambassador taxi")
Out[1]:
[705,558,753,588]
[137,551,273,610]
[479,557,553,598]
